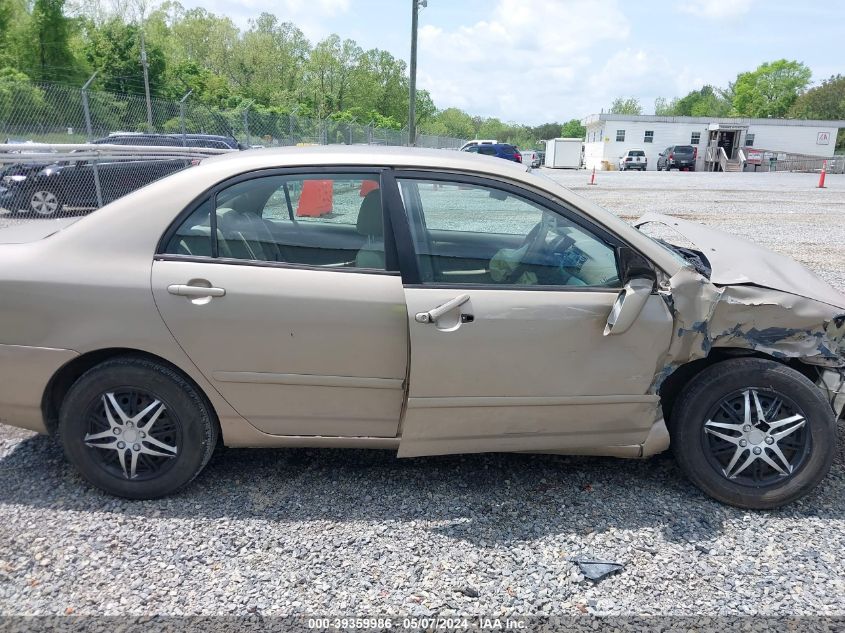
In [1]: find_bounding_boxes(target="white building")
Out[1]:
[582,114,844,171]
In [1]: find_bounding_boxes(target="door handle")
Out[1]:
[415,294,470,323]
[167,284,226,298]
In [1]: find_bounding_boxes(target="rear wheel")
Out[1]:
[59,356,218,499]
[670,358,835,509]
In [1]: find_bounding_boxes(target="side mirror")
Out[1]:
[617,246,656,284]
[604,278,654,336]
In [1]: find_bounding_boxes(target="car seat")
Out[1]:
[355,190,384,269]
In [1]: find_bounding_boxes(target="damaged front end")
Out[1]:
[636,213,845,419]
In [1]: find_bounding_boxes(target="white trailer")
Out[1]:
[544,138,583,169]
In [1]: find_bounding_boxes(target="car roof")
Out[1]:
[203,145,530,176]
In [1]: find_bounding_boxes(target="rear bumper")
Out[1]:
[0,344,78,433]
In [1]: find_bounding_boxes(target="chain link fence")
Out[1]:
[0,79,466,149]
[0,143,230,223]
[0,79,466,225]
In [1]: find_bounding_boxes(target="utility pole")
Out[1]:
[408,0,426,146]
[140,31,153,132]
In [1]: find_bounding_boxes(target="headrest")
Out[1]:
[356,189,383,237]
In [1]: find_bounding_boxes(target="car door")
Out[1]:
[390,172,674,457]
[152,169,409,438]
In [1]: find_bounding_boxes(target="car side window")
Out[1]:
[397,178,620,288]
[164,173,387,270]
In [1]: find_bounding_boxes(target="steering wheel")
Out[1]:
[504,220,575,285]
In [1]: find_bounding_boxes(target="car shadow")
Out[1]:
[1,424,843,549]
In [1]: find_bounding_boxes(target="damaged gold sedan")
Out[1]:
[0,147,842,507]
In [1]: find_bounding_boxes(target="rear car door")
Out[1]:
[391,172,673,457]
[152,169,409,438]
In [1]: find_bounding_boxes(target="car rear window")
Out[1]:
[629,151,645,157]
[674,146,695,154]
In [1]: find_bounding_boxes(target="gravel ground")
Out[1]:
[1,170,844,621]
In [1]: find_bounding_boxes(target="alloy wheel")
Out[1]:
[83,390,180,481]
[702,388,810,486]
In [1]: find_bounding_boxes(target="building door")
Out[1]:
[718,131,737,159]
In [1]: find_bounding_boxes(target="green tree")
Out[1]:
[348,48,408,123]
[531,122,563,140]
[0,67,47,127]
[789,74,845,119]
[732,59,812,118]
[560,118,585,139]
[428,107,475,139]
[654,97,677,116]
[477,116,508,140]
[230,14,309,105]
[413,89,435,128]
[789,75,845,151]
[29,0,77,81]
[83,18,167,95]
[609,97,642,115]
[673,85,731,117]
[304,34,361,116]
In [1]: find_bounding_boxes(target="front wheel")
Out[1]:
[59,356,219,499]
[670,358,835,509]
[28,188,64,217]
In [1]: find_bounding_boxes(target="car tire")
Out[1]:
[28,188,64,217]
[59,356,219,499]
[670,358,835,509]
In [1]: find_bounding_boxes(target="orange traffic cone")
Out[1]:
[817,161,827,189]
[588,166,597,185]
[297,180,333,217]
[359,179,379,197]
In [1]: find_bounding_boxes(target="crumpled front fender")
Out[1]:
[651,267,845,393]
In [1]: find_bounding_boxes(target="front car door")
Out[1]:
[390,172,674,457]
[152,169,408,438]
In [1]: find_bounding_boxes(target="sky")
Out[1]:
[179,0,844,125]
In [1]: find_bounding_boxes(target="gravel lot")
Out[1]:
[1,170,844,620]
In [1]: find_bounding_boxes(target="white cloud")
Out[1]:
[278,0,350,16]
[679,0,755,19]
[418,0,631,123]
[588,48,704,112]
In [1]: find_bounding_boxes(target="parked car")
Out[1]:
[463,143,522,163]
[0,133,243,217]
[98,133,245,150]
[618,149,647,171]
[657,145,698,171]
[0,146,842,507]
[459,139,497,152]
[520,149,542,168]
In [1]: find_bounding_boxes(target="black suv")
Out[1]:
[0,133,242,217]
[657,145,697,171]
